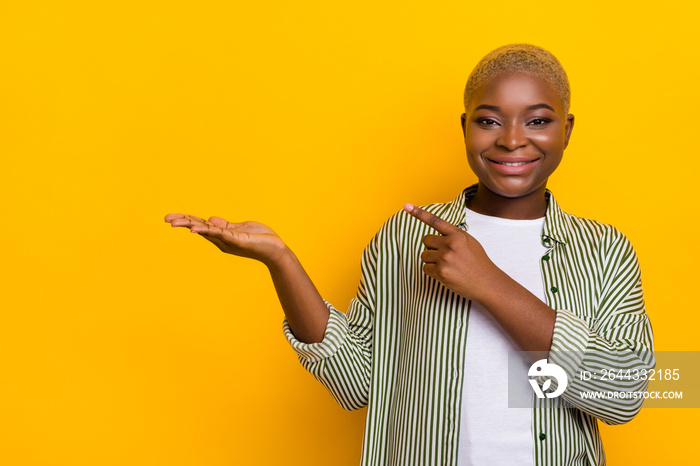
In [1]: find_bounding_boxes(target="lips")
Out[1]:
[485,156,541,175]
[491,160,536,167]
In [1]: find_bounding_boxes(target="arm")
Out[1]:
[547,228,654,425]
[282,230,378,410]
[403,203,555,353]
[403,205,654,423]
[165,213,375,410]
[164,214,329,343]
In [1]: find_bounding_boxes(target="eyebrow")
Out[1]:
[474,103,556,112]
[527,103,556,111]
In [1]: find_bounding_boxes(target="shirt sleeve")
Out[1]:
[282,230,379,411]
[547,227,655,425]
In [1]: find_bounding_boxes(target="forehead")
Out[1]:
[468,72,564,113]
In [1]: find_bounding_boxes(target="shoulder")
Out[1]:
[557,208,638,265]
[563,210,629,241]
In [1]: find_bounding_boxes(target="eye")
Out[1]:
[528,118,550,126]
[477,118,500,127]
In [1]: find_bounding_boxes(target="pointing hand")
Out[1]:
[403,203,499,302]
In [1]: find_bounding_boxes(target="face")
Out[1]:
[461,72,574,201]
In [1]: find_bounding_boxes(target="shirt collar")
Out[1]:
[444,184,570,245]
[541,190,569,245]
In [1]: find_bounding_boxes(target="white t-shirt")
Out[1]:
[457,207,548,466]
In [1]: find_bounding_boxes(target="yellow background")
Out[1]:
[1,1,698,464]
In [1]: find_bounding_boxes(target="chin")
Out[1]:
[481,180,544,199]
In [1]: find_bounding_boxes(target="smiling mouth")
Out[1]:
[489,159,538,167]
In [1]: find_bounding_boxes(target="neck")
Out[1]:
[466,185,548,220]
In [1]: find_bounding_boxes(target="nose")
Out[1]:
[496,123,528,151]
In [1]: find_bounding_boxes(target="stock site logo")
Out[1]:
[528,359,568,398]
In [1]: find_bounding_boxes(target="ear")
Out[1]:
[563,114,575,149]
[460,113,467,138]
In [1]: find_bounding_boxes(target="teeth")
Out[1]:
[495,161,532,166]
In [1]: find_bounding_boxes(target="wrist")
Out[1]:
[470,265,511,305]
[264,244,295,272]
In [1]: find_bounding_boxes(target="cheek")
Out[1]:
[465,127,489,154]
[530,130,566,152]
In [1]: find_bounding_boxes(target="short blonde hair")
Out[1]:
[464,44,571,113]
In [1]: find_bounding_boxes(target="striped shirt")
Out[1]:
[283,185,655,466]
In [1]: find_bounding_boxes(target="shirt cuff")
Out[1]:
[548,308,595,382]
[282,301,349,363]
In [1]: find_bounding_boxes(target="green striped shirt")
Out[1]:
[284,185,655,465]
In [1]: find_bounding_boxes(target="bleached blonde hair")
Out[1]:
[464,44,571,113]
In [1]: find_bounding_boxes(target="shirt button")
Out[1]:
[457,319,462,328]
[453,369,459,379]
[542,255,550,261]
[550,286,558,293]
[539,432,546,441]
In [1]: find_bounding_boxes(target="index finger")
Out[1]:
[404,203,459,235]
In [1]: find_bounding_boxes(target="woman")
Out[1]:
[166,44,654,466]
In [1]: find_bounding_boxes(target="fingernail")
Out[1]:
[404,203,415,213]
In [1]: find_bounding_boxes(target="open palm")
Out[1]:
[164,214,287,265]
